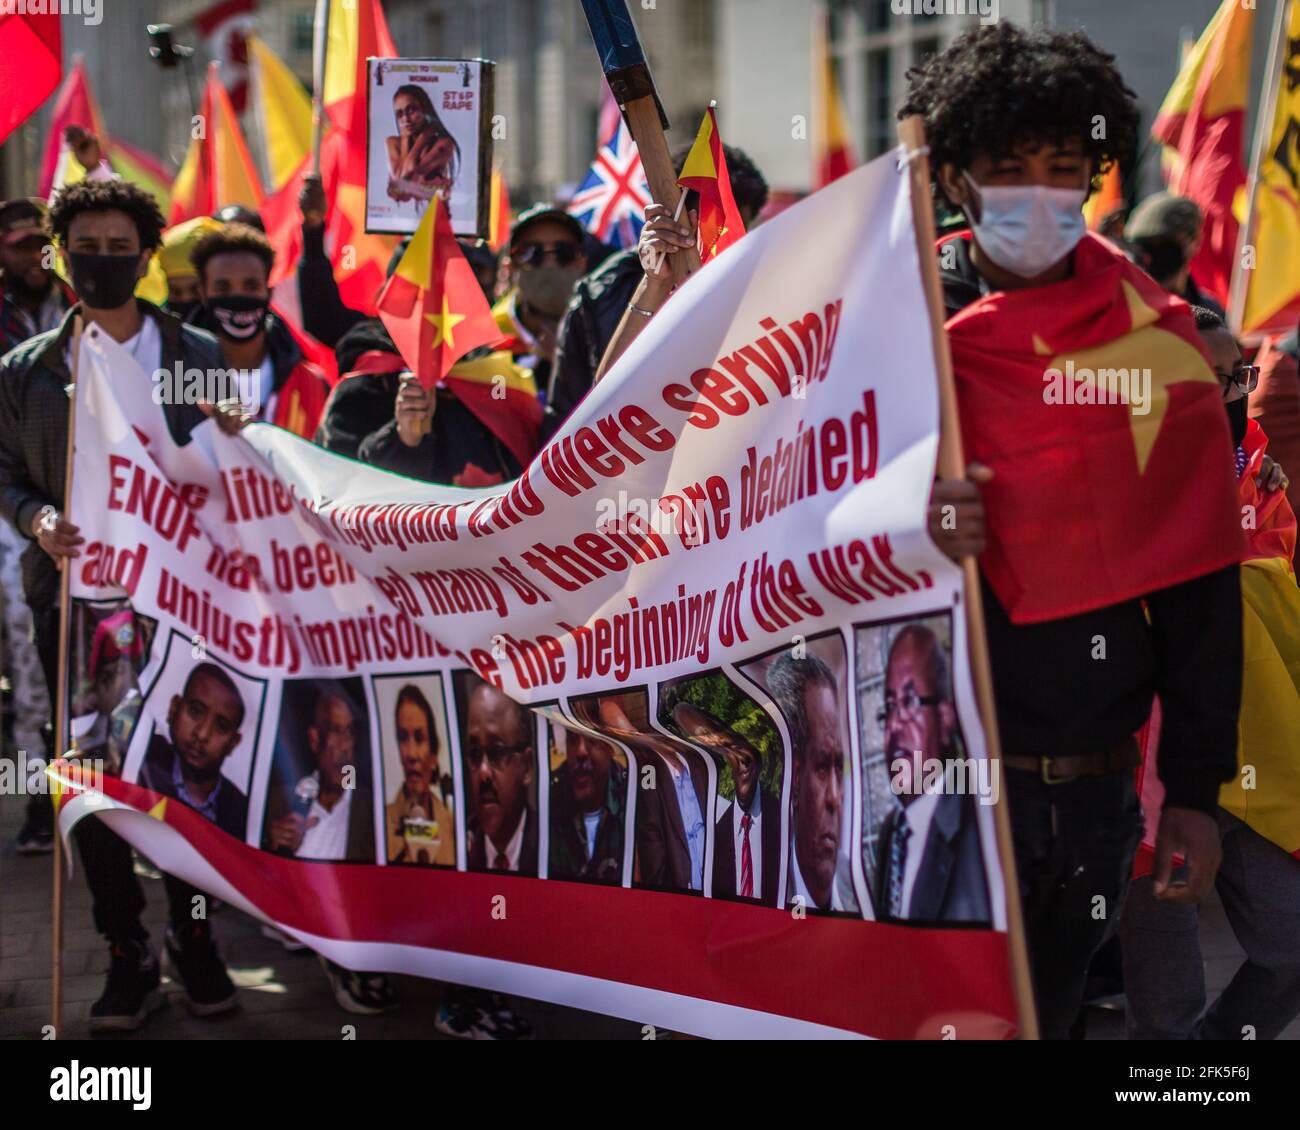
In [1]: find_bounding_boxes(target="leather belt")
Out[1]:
[1003,737,1141,785]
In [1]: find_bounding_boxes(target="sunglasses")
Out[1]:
[511,241,582,267]
[1217,363,1260,399]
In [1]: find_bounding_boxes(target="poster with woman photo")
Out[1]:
[374,672,456,867]
[365,57,494,237]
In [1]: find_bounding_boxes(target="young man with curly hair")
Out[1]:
[0,179,239,1031]
[906,23,1243,1038]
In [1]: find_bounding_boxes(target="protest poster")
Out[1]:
[53,150,1021,1039]
[364,56,494,238]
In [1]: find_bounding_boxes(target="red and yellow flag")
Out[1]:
[1151,0,1253,306]
[377,194,505,387]
[261,0,397,316]
[0,8,60,146]
[248,34,313,193]
[678,104,746,264]
[39,59,171,211]
[488,166,513,253]
[1083,161,1124,233]
[1235,1,1300,334]
[946,232,1247,625]
[812,6,856,190]
[169,62,265,226]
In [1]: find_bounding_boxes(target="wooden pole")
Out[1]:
[897,116,1040,1041]
[1228,0,1291,335]
[50,314,83,1037]
[623,97,702,286]
[310,0,332,176]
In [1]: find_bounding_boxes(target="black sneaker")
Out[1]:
[89,939,163,1033]
[320,957,399,1015]
[15,800,54,855]
[163,924,237,1016]
[435,986,533,1040]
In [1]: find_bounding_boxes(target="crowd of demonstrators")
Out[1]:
[4,22,1300,1046]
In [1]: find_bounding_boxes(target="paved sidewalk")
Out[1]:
[2,782,1295,1040]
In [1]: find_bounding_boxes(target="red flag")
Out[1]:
[946,233,1246,624]
[677,105,746,264]
[1151,0,1253,305]
[377,194,504,386]
[0,11,61,146]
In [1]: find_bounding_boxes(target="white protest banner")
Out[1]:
[55,150,1019,1039]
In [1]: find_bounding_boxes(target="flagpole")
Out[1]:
[1228,0,1291,335]
[50,314,83,1037]
[310,0,331,175]
[897,116,1040,1041]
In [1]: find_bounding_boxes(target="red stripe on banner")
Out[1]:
[71,772,1018,1039]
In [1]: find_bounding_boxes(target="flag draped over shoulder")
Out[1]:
[1236,2,1300,334]
[678,105,746,264]
[1151,0,1253,306]
[946,232,1247,625]
[169,62,265,226]
[377,194,505,386]
[0,9,60,146]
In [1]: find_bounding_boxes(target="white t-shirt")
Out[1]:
[298,789,353,861]
[68,312,161,378]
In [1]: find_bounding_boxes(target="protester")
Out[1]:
[0,196,65,853]
[491,204,587,393]
[0,179,241,1030]
[547,143,768,436]
[1125,192,1225,319]
[190,222,329,438]
[1251,328,1300,534]
[902,22,1241,1039]
[157,215,221,321]
[1119,306,1300,1040]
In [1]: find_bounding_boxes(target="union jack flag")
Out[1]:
[567,122,652,250]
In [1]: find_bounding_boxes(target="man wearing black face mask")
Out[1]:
[492,204,588,394]
[0,179,240,1033]
[190,223,328,439]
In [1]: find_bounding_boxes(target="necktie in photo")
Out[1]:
[740,812,753,898]
[888,819,910,917]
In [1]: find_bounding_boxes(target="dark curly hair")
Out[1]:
[899,22,1137,204]
[48,179,166,252]
[191,222,275,284]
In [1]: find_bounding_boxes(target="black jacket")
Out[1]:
[940,235,1240,814]
[544,249,642,440]
[298,224,367,348]
[0,302,221,608]
[874,794,990,925]
[138,733,250,841]
[711,786,782,904]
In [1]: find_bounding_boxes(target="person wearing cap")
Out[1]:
[491,204,588,393]
[1125,191,1225,319]
[0,198,71,357]
[74,608,147,774]
[157,215,222,322]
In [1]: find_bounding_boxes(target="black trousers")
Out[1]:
[1007,767,1143,1039]
[32,602,202,945]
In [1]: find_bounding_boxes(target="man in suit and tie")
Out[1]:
[874,625,990,924]
[464,678,538,876]
[673,702,781,904]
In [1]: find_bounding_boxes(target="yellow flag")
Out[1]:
[248,36,313,192]
[1240,3,1300,333]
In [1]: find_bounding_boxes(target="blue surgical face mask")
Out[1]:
[962,172,1088,279]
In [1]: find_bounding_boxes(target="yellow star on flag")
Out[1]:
[1039,281,1218,474]
[426,296,467,350]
